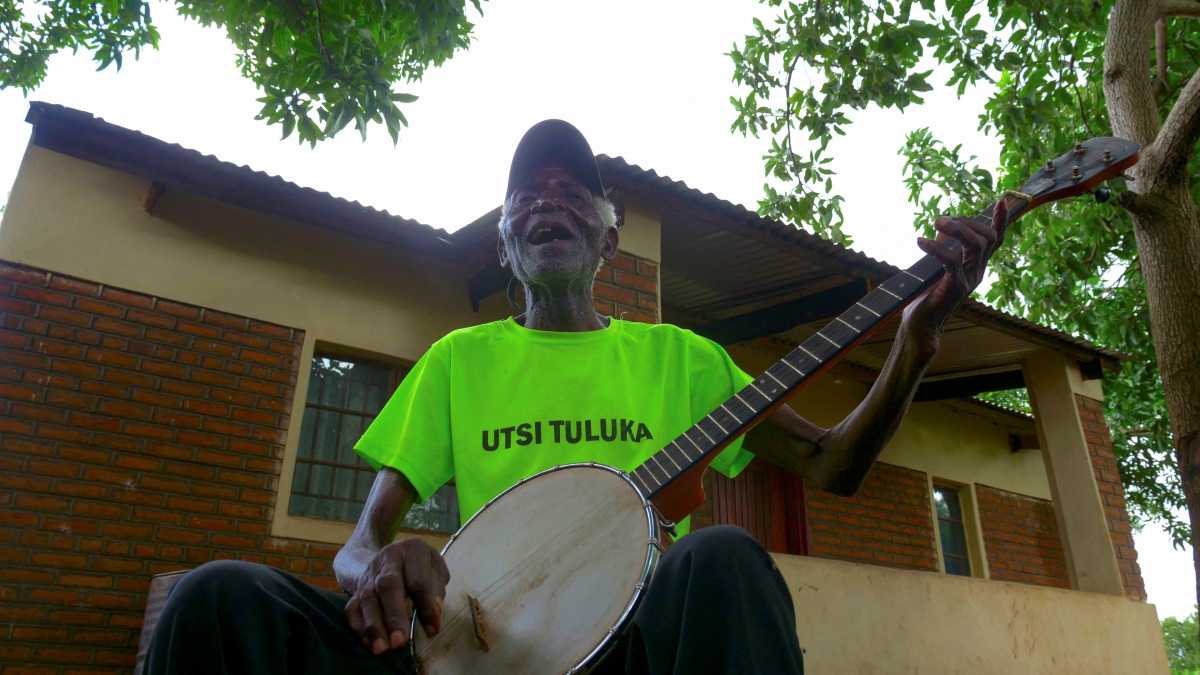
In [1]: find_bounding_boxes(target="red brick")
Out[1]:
[28,458,80,479]
[614,269,658,294]
[49,609,109,625]
[211,533,257,548]
[0,296,37,316]
[137,474,190,495]
[59,573,113,588]
[219,468,267,487]
[129,337,177,360]
[40,305,94,327]
[636,259,658,277]
[95,398,151,420]
[236,379,282,397]
[183,398,230,417]
[12,401,67,423]
[83,348,137,370]
[204,418,251,438]
[113,454,164,473]
[47,275,98,295]
[28,587,84,605]
[34,337,87,359]
[594,281,637,305]
[224,330,270,349]
[193,368,238,388]
[220,501,265,519]
[0,381,42,402]
[197,449,244,467]
[155,300,199,320]
[0,473,52,492]
[87,591,138,609]
[232,407,276,426]
[192,482,238,499]
[67,410,120,432]
[145,326,190,346]
[187,515,235,531]
[52,358,102,379]
[178,429,226,449]
[99,286,155,309]
[82,466,135,486]
[178,321,221,339]
[79,380,129,398]
[152,408,203,430]
[1,350,49,370]
[607,254,636,273]
[158,527,207,545]
[241,349,284,368]
[142,358,188,379]
[248,321,291,339]
[194,339,238,357]
[53,480,108,499]
[145,442,194,461]
[102,521,154,539]
[166,495,217,514]
[0,416,34,435]
[122,421,174,440]
[15,285,73,306]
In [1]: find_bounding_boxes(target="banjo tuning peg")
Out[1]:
[1093,186,1112,203]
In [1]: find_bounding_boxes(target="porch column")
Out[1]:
[1023,350,1124,595]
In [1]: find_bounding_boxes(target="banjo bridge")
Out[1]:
[467,594,490,652]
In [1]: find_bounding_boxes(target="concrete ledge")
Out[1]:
[775,553,1169,674]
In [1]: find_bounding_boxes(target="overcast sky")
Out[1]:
[0,0,1192,620]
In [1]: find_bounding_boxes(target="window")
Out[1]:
[933,484,971,576]
[288,354,460,533]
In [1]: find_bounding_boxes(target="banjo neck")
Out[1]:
[623,225,1012,504]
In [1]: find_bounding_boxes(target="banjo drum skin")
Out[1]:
[411,463,661,675]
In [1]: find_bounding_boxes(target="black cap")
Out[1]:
[505,119,606,202]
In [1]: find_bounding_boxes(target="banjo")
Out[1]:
[410,137,1139,674]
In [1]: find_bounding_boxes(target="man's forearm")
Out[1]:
[333,468,417,592]
[814,319,938,495]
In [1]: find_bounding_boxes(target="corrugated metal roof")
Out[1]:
[24,102,455,256]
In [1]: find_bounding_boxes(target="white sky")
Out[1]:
[0,0,1192,620]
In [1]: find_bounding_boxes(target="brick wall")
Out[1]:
[975,485,1070,589]
[0,260,341,672]
[594,251,658,323]
[1077,395,1147,600]
[804,462,938,571]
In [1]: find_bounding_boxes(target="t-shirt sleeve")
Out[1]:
[353,337,455,503]
[686,332,756,480]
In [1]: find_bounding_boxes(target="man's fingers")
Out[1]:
[375,570,412,650]
[934,218,989,263]
[345,594,366,637]
[917,236,959,269]
[412,592,444,637]
[358,588,390,655]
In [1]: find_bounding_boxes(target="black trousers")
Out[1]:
[146,526,804,675]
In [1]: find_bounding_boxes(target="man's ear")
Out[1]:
[497,233,509,269]
[600,226,619,262]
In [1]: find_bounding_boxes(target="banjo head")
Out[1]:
[413,463,659,675]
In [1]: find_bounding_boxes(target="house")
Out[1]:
[0,102,1170,673]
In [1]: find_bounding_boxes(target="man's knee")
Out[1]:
[168,559,276,610]
[674,525,762,557]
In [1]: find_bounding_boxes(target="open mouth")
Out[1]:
[527,222,576,245]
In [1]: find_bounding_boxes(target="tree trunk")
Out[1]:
[1129,190,1200,612]
[1105,0,1200,615]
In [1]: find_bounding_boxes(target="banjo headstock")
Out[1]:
[1017,137,1139,208]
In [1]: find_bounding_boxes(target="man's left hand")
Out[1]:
[903,200,1009,348]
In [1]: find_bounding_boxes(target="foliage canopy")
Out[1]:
[1,0,481,145]
[730,0,1198,546]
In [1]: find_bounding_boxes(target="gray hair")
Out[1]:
[499,194,618,230]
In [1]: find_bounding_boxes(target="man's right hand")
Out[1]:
[344,538,451,654]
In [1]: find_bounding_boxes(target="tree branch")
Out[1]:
[1151,64,1200,180]
[1105,0,1165,195]
[1160,0,1200,17]
[1155,18,1169,102]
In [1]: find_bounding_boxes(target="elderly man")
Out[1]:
[147,120,1004,675]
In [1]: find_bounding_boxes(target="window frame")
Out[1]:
[270,334,455,547]
[928,478,990,580]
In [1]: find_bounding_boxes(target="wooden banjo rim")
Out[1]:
[410,462,662,674]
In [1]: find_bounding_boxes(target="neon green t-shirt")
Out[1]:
[354,317,756,536]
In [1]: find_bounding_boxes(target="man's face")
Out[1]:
[498,166,617,288]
